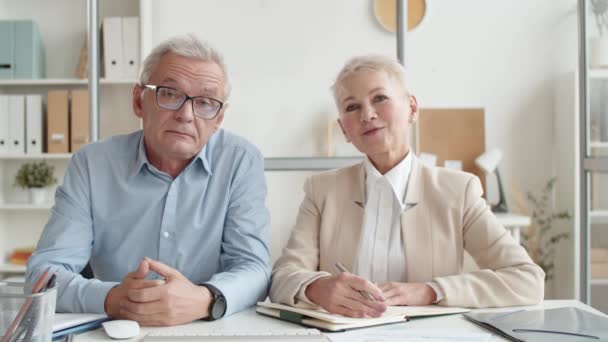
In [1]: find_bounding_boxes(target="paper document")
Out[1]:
[53,313,107,332]
[326,330,492,342]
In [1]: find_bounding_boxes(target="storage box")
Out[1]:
[591,262,608,279]
[0,20,45,79]
[591,248,608,263]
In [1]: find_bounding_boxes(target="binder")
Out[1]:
[7,95,25,154]
[0,20,45,79]
[0,95,8,153]
[102,17,123,79]
[25,94,43,154]
[14,20,45,79]
[46,90,69,153]
[0,21,15,79]
[70,89,89,152]
[122,17,140,79]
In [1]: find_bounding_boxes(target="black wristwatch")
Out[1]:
[200,283,226,321]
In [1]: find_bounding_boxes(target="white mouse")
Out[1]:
[102,320,140,339]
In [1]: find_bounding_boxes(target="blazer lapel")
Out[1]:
[336,163,366,272]
[401,155,433,282]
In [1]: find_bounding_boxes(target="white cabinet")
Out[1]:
[0,0,142,279]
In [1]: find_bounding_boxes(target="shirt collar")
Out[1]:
[129,131,212,178]
[364,151,413,204]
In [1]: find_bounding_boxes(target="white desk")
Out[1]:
[495,213,531,244]
[74,300,603,341]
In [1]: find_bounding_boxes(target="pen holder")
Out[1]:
[0,282,56,342]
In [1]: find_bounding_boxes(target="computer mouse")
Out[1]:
[102,320,140,339]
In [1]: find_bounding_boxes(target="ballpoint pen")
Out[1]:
[334,262,376,303]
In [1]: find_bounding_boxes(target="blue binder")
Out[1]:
[0,20,45,79]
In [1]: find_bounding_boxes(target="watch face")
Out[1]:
[211,297,227,319]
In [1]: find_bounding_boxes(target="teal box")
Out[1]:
[0,20,45,79]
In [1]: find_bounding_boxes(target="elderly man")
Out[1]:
[26,34,270,325]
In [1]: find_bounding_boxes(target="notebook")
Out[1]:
[464,307,608,342]
[52,314,109,340]
[256,301,470,332]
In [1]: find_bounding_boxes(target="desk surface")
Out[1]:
[73,300,604,341]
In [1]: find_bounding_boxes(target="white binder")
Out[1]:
[25,94,43,154]
[102,17,123,79]
[0,95,8,154]
[122,17,140,79]
[7,95,25,154]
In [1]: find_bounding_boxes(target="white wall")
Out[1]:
[144,0,579,283]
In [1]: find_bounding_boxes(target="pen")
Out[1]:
[334,262,376,303]
[66,333,75,342]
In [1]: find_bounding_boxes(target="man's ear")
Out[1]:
[133,85,145,119]
[337,118,350,142]
[408,95,419,123]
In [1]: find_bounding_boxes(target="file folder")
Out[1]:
[102,17,123,79]
[25,94,43,154]
[7,95,25,154]
[122,17,140,79]
[70,90,89,152]
[47,90,69,153]
[0,95,8,153]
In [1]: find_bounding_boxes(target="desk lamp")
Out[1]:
[475,149,508,213]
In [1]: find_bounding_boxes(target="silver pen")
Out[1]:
[334,262,376,303]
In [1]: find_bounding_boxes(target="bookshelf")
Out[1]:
[0,0,141,279]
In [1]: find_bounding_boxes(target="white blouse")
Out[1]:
[355,152,412,284]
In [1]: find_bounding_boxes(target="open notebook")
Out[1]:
[256,301,469,332]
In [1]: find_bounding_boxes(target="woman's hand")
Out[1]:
[305,273,387,318]
[378,282,437,306]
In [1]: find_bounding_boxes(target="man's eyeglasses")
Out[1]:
[143,85,224,120]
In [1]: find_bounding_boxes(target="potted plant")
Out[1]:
[590,0,608,68]
[14,161,57,204]
[513,177,571,298]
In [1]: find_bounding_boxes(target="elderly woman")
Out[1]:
[269,55,544,318]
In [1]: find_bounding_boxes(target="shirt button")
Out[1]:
[162,231,170,238]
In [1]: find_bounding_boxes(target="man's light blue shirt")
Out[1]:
[26,129,270,316]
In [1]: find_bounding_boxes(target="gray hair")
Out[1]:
[139,34,231,100]
[331,54,408,104]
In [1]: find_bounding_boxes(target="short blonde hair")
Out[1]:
[331,54,407,104]
[139,34,231,100]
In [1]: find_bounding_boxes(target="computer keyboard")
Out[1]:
[144,328,329,341]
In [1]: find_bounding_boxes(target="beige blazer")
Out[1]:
[270,156,545,308]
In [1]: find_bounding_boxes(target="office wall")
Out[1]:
[149,0,579,294]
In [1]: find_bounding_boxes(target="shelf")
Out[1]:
[590,141,608,149]
[0,203,53,210]
[0,153,72,160]
[0,264,26,274]
[591,279,608,285]
[589,68,608,79]
[591,210,608,224]
[264,157,363,171]
[494,213,531,227]
[0,78,137,86]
